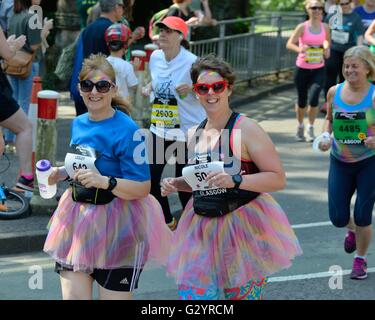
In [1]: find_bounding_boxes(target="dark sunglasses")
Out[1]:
[193,80,228,96]
[79,80,114,93]
[340,1,351,6]
[309,6,324,11]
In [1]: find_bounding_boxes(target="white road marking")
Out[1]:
[269,267,375,283]
[292,221,333,229]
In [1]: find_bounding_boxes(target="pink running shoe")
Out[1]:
[350,257,368,280]
[344,230,356,254]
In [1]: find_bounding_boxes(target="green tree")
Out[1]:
[250,0,304,12]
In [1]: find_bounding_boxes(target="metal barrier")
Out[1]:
[189,13,306,82]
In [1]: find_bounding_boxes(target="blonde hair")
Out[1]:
[78,54,132,115]
[304,0,324,8]
[343,45,375,81]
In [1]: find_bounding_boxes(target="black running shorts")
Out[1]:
[55,262,143,292]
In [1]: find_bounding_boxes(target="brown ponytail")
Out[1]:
[111,95,132,115]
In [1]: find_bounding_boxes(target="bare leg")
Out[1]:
[295,104,306,125]
[98,286,133,300]
[307,106,319,126]
[60,271,94,300]
[346,217,355,231]
[0,109,32,173]
[355,225,372,257]
[0,130,4,155]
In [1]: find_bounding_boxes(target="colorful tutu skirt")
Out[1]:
[167,193,302,289]
[43,189,172,273]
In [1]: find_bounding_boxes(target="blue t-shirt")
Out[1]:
[354,6,375,29]
[70,109,150,182]
[81,17,112,58]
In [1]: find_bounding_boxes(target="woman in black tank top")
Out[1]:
[160,54,302,300]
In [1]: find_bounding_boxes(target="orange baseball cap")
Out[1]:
[155,16,189,39]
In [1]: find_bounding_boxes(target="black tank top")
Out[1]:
[184,112,260,217]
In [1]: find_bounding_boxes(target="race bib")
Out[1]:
[305,46,324,64]
[151,97,180,129]
[182,161,225,191]
[64,144,100,178]
[333,112,367,145]
[331,30,349,45]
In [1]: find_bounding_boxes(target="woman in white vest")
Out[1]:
[142,16,206,230]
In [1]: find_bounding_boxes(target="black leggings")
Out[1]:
[294,66,325,108]
[328,155,375,228]
[324,49,345,100]
[149,132,191,223]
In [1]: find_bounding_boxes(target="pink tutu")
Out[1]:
[167,193,302,289]
[43,189,172,272]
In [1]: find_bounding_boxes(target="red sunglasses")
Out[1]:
[193,80,228,96]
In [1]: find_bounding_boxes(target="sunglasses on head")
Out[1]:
[79,80,114,93]
[309,6,323,10]
[193,80,228,96]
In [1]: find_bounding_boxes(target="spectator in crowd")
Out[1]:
[0,0,14,37]
[0,26,34,191]
[76,0,98,29]
[71,0,125,116]
[105,23,138,102]
[167,0,216,27]
[86,0,145,48]
[4,0,42,154]
[354,0,375,30]
[364,18,375,52]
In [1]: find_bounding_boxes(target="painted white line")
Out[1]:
[268,267,375,283]
[0,256,52,267]
[292,221,333,229]
[0,262,55,274]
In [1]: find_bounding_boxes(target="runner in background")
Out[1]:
[318,45,375,280]
[321,0,364,114]
[142,17,206,230]
[287,0,330,142]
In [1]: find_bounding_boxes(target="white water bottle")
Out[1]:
[36,159,56,199]
[312,132,331,152]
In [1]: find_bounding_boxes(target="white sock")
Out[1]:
[298,123,304,129]
[355,254,366,260]
[308,124,314,129]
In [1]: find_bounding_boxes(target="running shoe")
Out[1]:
[15,175,34,192]
[320,102,327,114]
[295,126,305,142]
[307,126,315,142]
[350,257,368,280]
[344,230,356,254]
[167,217,178,231]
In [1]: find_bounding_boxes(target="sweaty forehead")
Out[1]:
[197,70,223,82]
[85,70,112,82]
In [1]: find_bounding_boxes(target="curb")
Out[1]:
[0,231,48,255]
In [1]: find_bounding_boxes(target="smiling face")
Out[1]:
[79,70,117,116]
[306,0,324,19]
[342,57,370,83]
[194,70,232,113]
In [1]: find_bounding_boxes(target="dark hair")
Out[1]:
[14,0,32,13]
[181,39,190,50]
[190,54,236,85]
